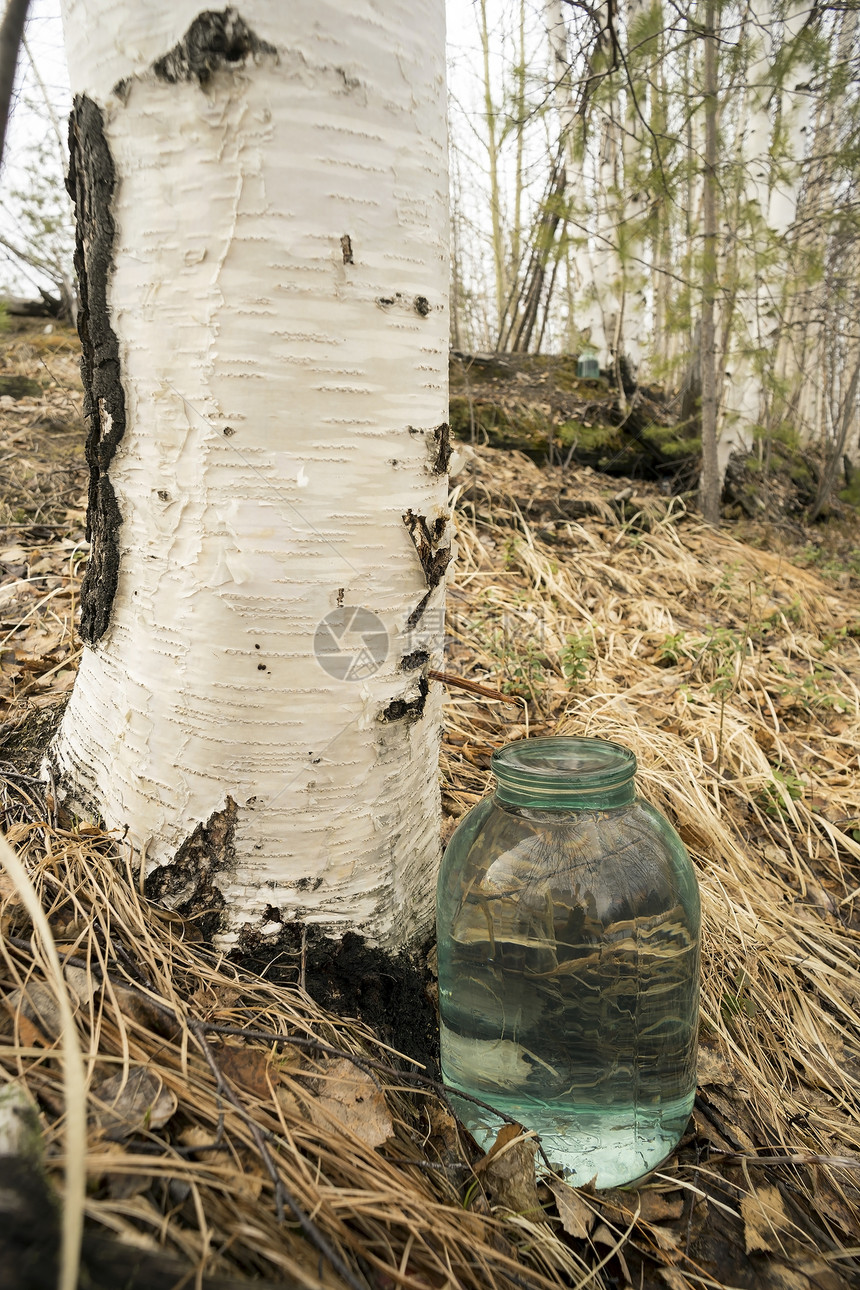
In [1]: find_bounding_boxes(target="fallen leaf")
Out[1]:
[649,1224,682,1253]
[92,1068,177,1138]
[99,1144,150,1200]
[13,1013,48,1047]
[6,982,62,1039]
[213,1045,272,1101]
[636,1190,685,1223]
[305,1058,394,1149]
[178,1125,218,1150]
[741,1184,790,1254]
[473,1121,524,1173]
[0,867,21,904]
[478,1131,541,1216]
[696,1037,734,1087]
[112,984,178,1039]
[659,1269,695,1290]
[64,965,98,1007]
[551,1179,594,1239]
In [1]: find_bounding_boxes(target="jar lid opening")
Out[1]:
[491,737,636,808]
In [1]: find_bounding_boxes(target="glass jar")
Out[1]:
[437,737,700,1188]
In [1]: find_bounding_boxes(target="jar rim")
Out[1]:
[491,736,636,806]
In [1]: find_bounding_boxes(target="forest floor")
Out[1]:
[1,318,859,1290]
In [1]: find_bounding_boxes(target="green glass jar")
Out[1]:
[437,737,700,1188]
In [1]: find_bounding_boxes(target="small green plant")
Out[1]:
[818,626,847,653]
[778,666,847,715]
[756,766,805,818]
[500,638,548,701]
[560,632,592,684]
[655,631,689,665]
[720,968,758,1028]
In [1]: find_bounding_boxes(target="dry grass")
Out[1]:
[1,347,860,1288]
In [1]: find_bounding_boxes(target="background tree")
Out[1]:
[449,0,860,516]
[0,0,29,170]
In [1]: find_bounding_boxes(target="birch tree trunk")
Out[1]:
[545,0,612,365]
[719,0,772,475]
[51,0,450,948]
[698,0,721,524]
[618,0,650,381]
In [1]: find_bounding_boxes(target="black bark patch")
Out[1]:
[231,928,438,1076]
[153,8,276,86]
[414,295,430,316]
[406,591,430,629]
[400,649,429,671]
[67,96,126,646]
[145,797,238,940]
[431,422,452,474]
[403,509,451,591]
[379,676,428,724]
[340,234,353,264]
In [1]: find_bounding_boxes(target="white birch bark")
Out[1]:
[619,0,649,378]
[719,0,773,475]
[53,0,449,947]
[767,1,814,237]
[775,6,852,446]
[545,0,612,365]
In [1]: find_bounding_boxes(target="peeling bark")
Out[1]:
[379,676,429,724]
[145,797,238,939]
[66,95,125,645]
[402,510,451,588]
[152,8,276,86]
[431,422,451,474]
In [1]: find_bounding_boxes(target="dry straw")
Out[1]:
[0,437,859,1289]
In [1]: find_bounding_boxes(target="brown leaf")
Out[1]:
[636,1189,685,1223]
[99,1144,150,1200]
[0,867,21,905]
[550,1179,594,1239]
[478,1131,541,1216]
[12,1013,46,1048]
[305,1058,394,1149]
[213,1045,273,1101]
[92,1068,177,1138]
[178,1125,217,1150]
[112,984,178,1040]
[473,1121,524,1173]
[741,1184,789,1254]
[696,1037,734,1087]
[6,982,62,1039]
[659,1269,695,1290]
[423,1100,462,1166]
[64,965,97,1007]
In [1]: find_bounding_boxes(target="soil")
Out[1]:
[231,927,440,1077]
